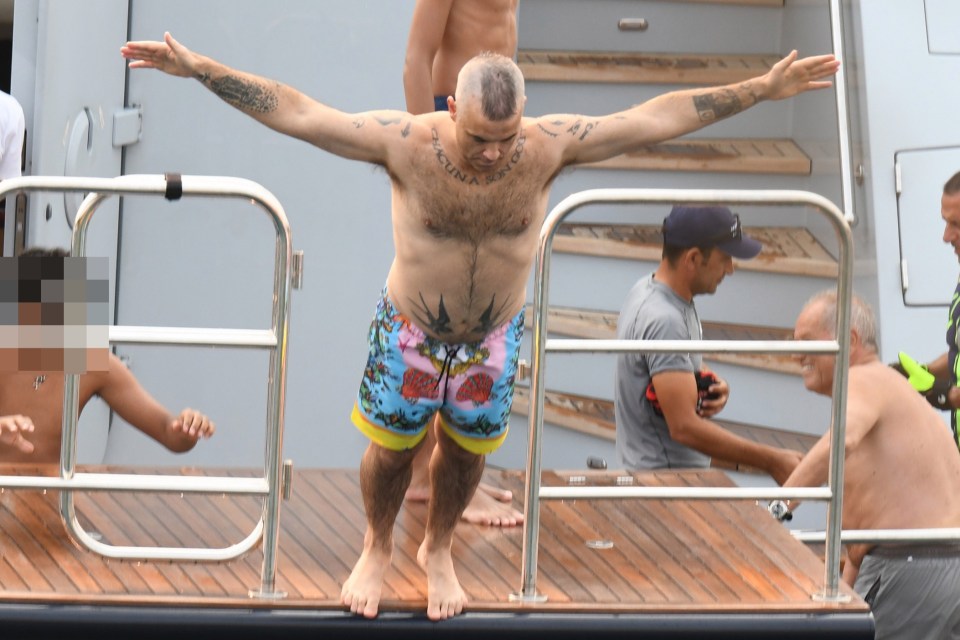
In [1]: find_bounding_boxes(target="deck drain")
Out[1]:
[586,539,613,550]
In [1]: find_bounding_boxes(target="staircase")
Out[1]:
[501,0,842,500]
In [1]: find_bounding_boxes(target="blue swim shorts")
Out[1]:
[351,291,524,454]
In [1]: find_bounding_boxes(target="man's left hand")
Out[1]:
[696,370,728,418]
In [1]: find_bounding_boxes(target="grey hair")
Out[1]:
[804,289,878,352]
[945,170,960,196]
[455,53,525,121]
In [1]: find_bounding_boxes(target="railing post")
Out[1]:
[515,188,853,604]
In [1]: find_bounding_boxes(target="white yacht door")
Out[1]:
[10,0,130,462]
[895,147,960,306]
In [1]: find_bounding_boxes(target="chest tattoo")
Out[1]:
[484,134,526,184]
[432,130,480,185]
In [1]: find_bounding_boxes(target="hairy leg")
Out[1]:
[406,416,522,527]
[417,427,483,620]
[342,441,417,619]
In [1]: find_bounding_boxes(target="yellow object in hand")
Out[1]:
[898,351,936,393]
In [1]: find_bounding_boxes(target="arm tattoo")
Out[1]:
[536,123,559,138]
[374,116,411,138]
[353,118,365,129]
[565,119,599,141]
[693,88,743,123]
[208,75,279,114]
[535,120,567,138]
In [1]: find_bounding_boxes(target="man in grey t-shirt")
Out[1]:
[614,205,802,484]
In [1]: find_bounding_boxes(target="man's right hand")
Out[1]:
[0,415,36,453]
[121,32,197,78]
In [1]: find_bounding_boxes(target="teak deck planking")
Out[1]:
[0,465,862,616]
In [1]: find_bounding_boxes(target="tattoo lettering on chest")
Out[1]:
[432,129,480,185]
[416,129,535,241]
[207,75,279,114]
[484,134,526,184]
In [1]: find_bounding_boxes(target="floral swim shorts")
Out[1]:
[351,290,524,454]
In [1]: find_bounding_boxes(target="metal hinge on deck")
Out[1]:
[292,250,304,289]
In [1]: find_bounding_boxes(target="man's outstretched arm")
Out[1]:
[547,50,840,166]
[121,32,407,165]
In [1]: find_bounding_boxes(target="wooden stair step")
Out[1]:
[519,50,781,85]
[511,387,817,475]
[525,304,800,375]
[582,138,811,175]
[553,223,837,278]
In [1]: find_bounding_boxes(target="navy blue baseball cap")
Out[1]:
[662,205,762,260]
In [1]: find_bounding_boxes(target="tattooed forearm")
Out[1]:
[693,88,745,123]
[207,75,279,114]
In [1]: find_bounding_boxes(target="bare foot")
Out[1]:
[341,546,391,619]
[417,540,467,621]
[461,485,524,527]
[407,480,521,526]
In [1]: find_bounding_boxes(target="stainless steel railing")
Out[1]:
[0,174,295,598]
[514,188,855,604]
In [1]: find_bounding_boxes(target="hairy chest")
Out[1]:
[402,132,544,243]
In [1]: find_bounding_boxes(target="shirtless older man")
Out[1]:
[404,0,524,528]
[121,33,838,621]
[786,291,960,638]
